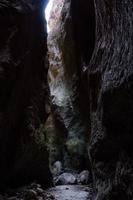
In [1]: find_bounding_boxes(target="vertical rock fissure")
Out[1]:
[0,0,132,199]
[45,0,96,187]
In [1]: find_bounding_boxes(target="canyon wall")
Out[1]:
[47,0,90,172]
[48,0,64,31]
[48,0,133,199]
[0,0,52,189]
[0,0,133,198]
[71,0,133,199]
[88,0,133,199]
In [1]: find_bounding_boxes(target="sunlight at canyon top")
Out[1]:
[45,0,54,32]
[45,0,65,33]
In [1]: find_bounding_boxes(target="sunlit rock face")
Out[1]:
[48,0,65,31]
[47,0,90,171]
[0,0,52,189]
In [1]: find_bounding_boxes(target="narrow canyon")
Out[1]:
[0,0,133,200]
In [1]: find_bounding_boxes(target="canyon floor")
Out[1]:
[45,185,91,200]
[1,183,92,200]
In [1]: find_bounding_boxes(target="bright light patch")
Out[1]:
[45,0,54,32]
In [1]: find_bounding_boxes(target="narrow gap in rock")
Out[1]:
[45,0,54,33]
[0,0,95,199]
[0,0,132,200]
[43,0,96,199]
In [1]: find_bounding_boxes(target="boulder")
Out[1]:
[77,170,90,185]
[54,173,76,185]
[52,161,63,176]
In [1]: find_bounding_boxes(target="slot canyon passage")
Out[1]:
[0,0,133,199]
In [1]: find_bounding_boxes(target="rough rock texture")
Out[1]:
[1,0,132,199]
[0,182,55,200]
[48,0,133,198]
[47,0,90,172]
[0,0,52,189]
[48,0,65,31]
[87,0,133,199]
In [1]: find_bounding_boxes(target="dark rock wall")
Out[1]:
[0,0,52,189]
[0,0,132,198]
[70,0,95,66]
[71,0,133,199]
[88,0,133,199]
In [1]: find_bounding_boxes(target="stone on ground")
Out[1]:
[54,173,77,185]
[77,170,90,185]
